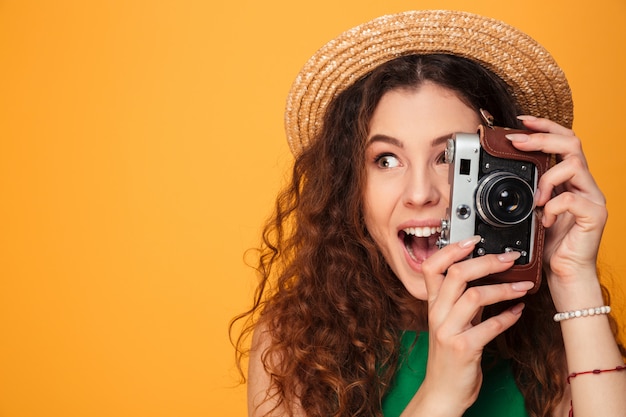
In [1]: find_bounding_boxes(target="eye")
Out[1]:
[374,153,400,169]
[435,151,447,164]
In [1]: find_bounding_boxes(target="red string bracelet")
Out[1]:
[567,364,626,384]
[567,365,626,417]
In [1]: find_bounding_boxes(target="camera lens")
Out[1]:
[476,172,534,227]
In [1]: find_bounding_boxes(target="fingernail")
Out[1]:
[497,251,522,262]
[458,235,482,248]
[505,134,529,142]
[511,281,535,292]
[509,302,526,315]
[517,115,537,121]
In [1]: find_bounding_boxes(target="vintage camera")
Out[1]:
[436,123,552,292]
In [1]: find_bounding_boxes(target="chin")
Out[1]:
[397,272,428,301]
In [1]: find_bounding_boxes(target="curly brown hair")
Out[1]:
[231,54,625,417]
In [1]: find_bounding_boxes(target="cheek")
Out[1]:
[362,178,397,238]
[362,190,379,236]
[362,181,382,233]
[441,177,451,203]
[433,166,451,200]
[362,203,394,264]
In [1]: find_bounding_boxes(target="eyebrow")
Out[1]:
[366,133,453,148]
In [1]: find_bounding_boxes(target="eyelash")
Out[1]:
[373,153,400,168]
[373,151,447,166]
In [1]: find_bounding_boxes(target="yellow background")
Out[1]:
[0,0,624,416]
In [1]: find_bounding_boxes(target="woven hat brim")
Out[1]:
[285,10,573,155]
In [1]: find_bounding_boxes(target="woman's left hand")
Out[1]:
[506,116,607,285]
[508,117,626,417]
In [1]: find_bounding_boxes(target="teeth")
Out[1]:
[403,226,442,237]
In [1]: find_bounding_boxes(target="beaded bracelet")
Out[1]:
[567,364,626,384]
[553,305,611,322]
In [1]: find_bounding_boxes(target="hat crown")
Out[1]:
[285,10,573,155]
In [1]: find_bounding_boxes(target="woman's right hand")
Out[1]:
[402,236,533,417]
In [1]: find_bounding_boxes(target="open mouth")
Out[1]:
[400,226,442,263]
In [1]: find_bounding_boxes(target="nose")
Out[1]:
[402,166,446,208]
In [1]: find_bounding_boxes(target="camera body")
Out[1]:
[436,124,552,292]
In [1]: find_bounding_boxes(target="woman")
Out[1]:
[233,10,626,417]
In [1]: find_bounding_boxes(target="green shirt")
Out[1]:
[382,331,529,417]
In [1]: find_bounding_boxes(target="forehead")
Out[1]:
[368,83,480,140]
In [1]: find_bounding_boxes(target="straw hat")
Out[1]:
[284,10,573,155]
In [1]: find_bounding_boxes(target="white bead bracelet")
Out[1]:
[553,305,611,322]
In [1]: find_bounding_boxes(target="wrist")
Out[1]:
[545,262,597,285]
[546,272,604,312]
[405,378,470,417]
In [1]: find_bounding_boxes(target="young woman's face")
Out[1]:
[363,82,480,300]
